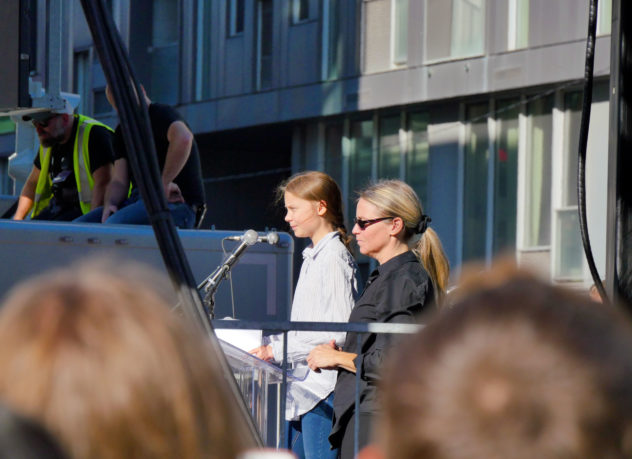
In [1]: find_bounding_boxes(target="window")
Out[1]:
[493,99,519,254]
[93,88,111,115]
[425,0,485,61]
[553,83,609,280]
[462,103,489,263]
[324,123,343,187]
[562,92,581,209]
[150,0,180,105]
[228,0,245,36]
[0,157,10,195]
[292,0,310,23]
[524,95,553,248]
[91,59,112,116]
[378,115,402,179]
[507,0,528,50]
[553,90,593,279]
[73,50,91,115]
[256,0,273,90]
[321,0,341,80]
[152,0,179,47]
[195,0,212,100]
[597,0,612,35]
[407,112,430,210]
[392,0,408,65]
[348,120,374,223]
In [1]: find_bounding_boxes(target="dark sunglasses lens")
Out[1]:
[355,219,367,229]
[33,116,54,127]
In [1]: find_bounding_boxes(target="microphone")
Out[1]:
[199,229,280,317]
[199,229,258,295]
[225,230,279,245]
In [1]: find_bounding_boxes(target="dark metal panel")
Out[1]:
[607,0,632,306]
[286,22,320,86]
[0,0,32,110]
[427,104,461,270]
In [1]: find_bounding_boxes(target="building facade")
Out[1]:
[0,0,613,286]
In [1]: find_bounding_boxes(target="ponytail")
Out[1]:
[414,227,450,307]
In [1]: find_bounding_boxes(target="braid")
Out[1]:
[336,225,353,252]
[329,200,353,251]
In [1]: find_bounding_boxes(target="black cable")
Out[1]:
[79,0,262,446]
[578,0,608,303]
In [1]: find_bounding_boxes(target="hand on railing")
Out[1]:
[249,344,274,361]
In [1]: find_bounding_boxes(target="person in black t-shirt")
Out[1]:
[13,100,114,221]
[306,180,450,459]
[75,85,205,229]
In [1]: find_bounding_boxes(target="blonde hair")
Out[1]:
[359,179,450,303]
[0,260,252,459]
[278,171,352,250]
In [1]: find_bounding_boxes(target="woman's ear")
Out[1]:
[317,200,328,216]
[390,216,405,237]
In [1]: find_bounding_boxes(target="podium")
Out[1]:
[219,339,289,442]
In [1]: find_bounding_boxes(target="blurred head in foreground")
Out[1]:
[372,266,632,459]
[0,259,252,459]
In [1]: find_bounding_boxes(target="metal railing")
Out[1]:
[212,319,423,456]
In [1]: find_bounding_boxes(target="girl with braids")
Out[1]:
[307,179,450,459]
[250,171,360,459]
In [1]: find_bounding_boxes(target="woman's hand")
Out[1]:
[249,344,274,361]
[307,341,343,371]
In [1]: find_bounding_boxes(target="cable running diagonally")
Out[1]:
[79,0,262,445]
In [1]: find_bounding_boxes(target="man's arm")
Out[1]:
[161,120,193,199]
[13,167,41,220]
[101,158,129,223]
[90,164,113,210]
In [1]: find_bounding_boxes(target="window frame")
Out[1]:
[391,0,408,66]
[423,0,486,64]
[291,0,311,25]
[228,0,245,37]
[256,0,274,90]
[507,0,529,51]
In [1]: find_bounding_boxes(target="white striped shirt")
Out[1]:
[267,231,360,420]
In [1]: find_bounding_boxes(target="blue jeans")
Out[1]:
[287,393,337,459]
[75,194,196,229]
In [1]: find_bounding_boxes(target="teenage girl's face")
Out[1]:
[284,191,321,239]
[352,198,393,261]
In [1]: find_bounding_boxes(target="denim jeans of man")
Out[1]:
[286,392,337,459]
[74,191,196,229]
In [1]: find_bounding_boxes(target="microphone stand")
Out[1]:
[197,230,258,318]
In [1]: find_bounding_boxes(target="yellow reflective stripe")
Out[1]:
[74,115,113,214]
[31,147,53,217]
[75,121,93,213]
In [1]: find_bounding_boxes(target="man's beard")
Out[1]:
[40,131,66,148]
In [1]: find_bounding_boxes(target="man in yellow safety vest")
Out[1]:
[13,99,115,221]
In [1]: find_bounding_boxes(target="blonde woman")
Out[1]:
[307,179,449,459]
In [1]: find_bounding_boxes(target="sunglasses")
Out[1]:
[354,216,393,230]
[31,115,57,128]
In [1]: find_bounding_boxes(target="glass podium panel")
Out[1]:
[219,339,287,441]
